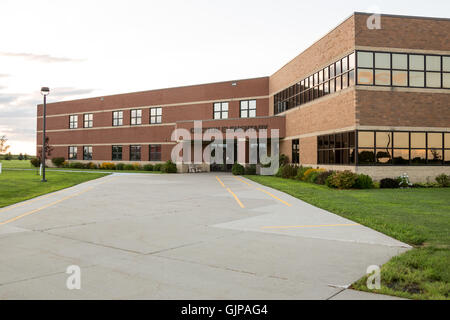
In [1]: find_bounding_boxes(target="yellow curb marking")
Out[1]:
[216,176,245,209]
[215,176,226,188]
[262,223,360,230]
[233,176,292,207]
[0,176,117,226]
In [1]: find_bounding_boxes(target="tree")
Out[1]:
[37,136,54,164]
[18,153,24,160]
[0,135,10,155]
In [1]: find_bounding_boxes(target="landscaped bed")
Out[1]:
[245,175,450,300]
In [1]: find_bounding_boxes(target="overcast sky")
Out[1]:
[1,0,449,155]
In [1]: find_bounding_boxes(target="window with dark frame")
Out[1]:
[130,145,141,161]
[69,115,78,129]
[274,52,355,115]
[356,50,450,90]
[68,146,77,160]
[149,144,162,161]
[150,107,162,124]
[131,109,142,125]
[83,146,92,160]
[318,132,355,165]
[112,145,123,161]
[240,100,256,118]
[292,139,300,164]
[113,111,123,126]
[84,114,93,128]
[213,102,229,119]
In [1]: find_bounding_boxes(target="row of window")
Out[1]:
[274,52,356,114]
[68,145,162,161]
[68,100,258,129]
[356,51,450,88]
[317,131,450,166]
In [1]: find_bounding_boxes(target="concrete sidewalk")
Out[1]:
[0,173,409,299]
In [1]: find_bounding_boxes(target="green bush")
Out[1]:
[100,162,115,170]
[325,172,338,188]
[435,174,450,187]
[123,164,135,170]
[281,164,298,179]
[328,171,358,189]
[306,170,323,183]
[380,178,400,189]
[143,164,154,171]
[162,160,177,173]
[244,165,257,175]
[115,163,125,170]
[85,162,97,170]
[279,154,289,167]
[153,164,162,172]
[232,163,245,176]
[296,166,312,180]
[30,158,40,167]
[3,153,12,160]
[133,163,142,171]
[51,157,65,168]
[70,162,84,169]
[275,166,283,177]
[315,171,334,185]
[354,174,374,189]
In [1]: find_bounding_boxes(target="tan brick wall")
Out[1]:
[300,136,317,165]
[357,166,450,183]
[356,89,450,127]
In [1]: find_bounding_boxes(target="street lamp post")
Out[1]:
[40,87,50,182]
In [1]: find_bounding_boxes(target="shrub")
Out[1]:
[4,153,12,160]
[84,162,97,170]
[115,163,125,170]
[133,163,142,171]
[162,160,177,173]
[315,170,334,185]
[296,166,312,180]
[123,164,135,171]
[154,164,162,172]
[325,172,338,188]
[279,154,289,167]
[354,174,374,189]
[281,164,298,179]
[380,178,400,189]
[435,174,450,187]
[232,163,245,176]
[18,153,24,160]
[62,161,69,168]
[245,164,257,175]
[30,158,40,167]
[69,162,84,169]
[143,164,154,171]
[306,169,325,184]
[328,171,358,189]
[275,166,283,177]
[51,157,65,168]
[302,168,317,182]
[100,162,116,170]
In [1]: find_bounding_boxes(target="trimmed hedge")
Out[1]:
[232,163,245,176]
[51,157,65,168]
[161,160,177,173]
[380,178,400,189]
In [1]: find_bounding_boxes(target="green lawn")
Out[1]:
[245,175,450,300]
[0,159,34,169]
[0,170,109,208]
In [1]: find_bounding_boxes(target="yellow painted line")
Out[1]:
[262,223,360,230]
[233,176,292,207]
[0,175,118,226]
[226,188,245,209]
[216,176,226,188]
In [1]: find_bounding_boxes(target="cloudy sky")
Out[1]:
[1,0,449,155]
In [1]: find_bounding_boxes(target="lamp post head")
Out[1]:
[40,87,50,96]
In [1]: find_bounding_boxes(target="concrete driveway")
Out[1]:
[0,173,409,299]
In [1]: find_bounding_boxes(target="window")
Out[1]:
[131,109,142,125]
[84,114,93,128]
[357,51,450,90]
[149,144,161,161]
[83,146,92,160]
[240,100,256,118]
[112,146,122,161]
[68,146,77,160]
[356,131,448,166]
[292,139,299,164]
[150,108,162,124]
[318,132,356,165]
[130,145,141,161]
[113,111,123,126]
[69,115,78,129]
[213,102,229,119]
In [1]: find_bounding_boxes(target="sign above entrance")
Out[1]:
[190,125,268,134]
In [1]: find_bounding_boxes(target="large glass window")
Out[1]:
[68,146,77,160]
[240,100,256,118]
[84,114,93,128]
[292,139,299,164]
[318,132,356,165]
[112,145,122,161]
[113,111,123,126]
[131,109,142,125]
[150,107,162,124]
[69,115,78,129]
[83,146,92,160]
[130,145,141,161]
[214,102,229,119]
[149,144,161,161]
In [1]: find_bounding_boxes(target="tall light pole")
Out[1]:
[40,87,50,182]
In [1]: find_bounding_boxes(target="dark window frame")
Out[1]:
[240,100,257,118]
[112,145,123,161]
[130,109,142,125]
[149,144,162,161]
[83,114,93,128]
[130,145,141,161]
[68,146,77,160]
[113,111,124,126]
[83,146,93,160]
[69,115,78,129]
[213,102,229,120]
[150,107,162,124]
